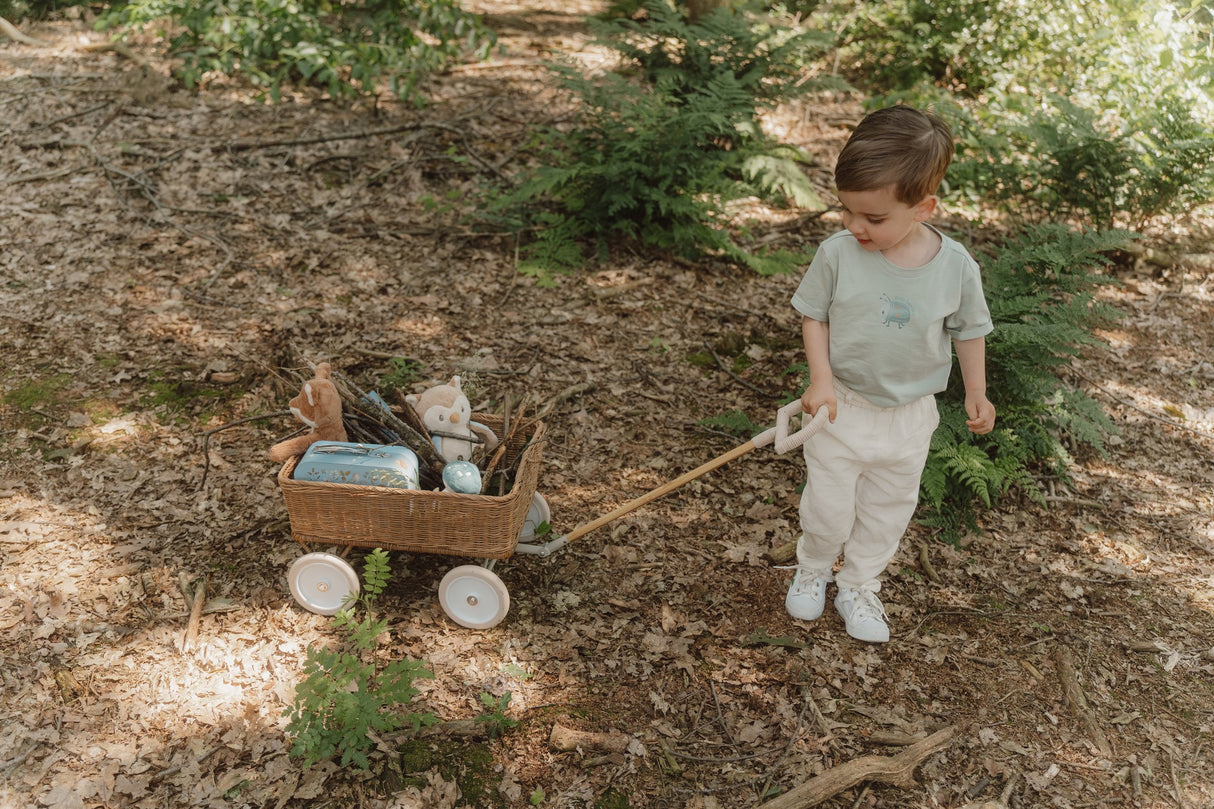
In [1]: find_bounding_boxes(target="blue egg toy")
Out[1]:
[442,461,482,494]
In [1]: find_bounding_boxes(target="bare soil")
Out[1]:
[2,4,1213,808]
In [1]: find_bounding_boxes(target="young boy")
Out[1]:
[786,105,996,643]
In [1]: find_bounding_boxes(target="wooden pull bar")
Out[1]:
[562,439,760,545]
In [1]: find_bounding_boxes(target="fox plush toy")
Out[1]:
[269,363,348,462]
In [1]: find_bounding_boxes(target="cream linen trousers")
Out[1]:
[796,381,940,590]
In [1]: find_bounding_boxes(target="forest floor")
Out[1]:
[2,3,1214,808]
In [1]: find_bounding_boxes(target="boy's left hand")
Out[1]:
[965,394,996,435]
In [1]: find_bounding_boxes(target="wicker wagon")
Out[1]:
[277,414,547,629]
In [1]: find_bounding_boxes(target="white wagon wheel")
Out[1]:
[519,491,551,540]
[438,565,510,629]
[288,552,360,616]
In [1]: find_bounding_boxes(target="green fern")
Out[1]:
[489,0,836,276]
[284,549,436,769]
[698,409,763,438]
[921,224,1133,541]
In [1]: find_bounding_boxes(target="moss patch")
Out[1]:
[4,373,73,413]
[593,787,631,809]
[394,738,506,808]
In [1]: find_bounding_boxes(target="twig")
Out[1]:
[30,100,113,129]
[758,725,959,809]
[225,122,434,152]
[918,543,942,583]
[702,339,776,397]
[198,411,292,490]
[0,742,42,777]
[181,576,207,653]
[4,162,90,185]
[86,143,236,280]
[1070,366,1214,442]
[331,369,446,475]
[151,745,220,781]
[761,688,816,799]
[484,396,531,490]
[1166,748,1189,809]
[1055,646,1112,758]
[535,382,594,420]
[710,680,736,746]
[0,15,47,45]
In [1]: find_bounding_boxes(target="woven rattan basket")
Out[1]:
[278,415,545,560]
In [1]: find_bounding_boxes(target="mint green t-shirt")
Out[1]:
[791,227,993,407]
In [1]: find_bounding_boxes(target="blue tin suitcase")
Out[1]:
[294,441,420,490]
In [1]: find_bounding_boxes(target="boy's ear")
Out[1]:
[913,195,938,221]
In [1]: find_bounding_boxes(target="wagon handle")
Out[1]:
[519,403,829,555]
[753,400,830,455]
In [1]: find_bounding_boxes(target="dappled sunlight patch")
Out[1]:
[391,311,447,341]
[4,6,1214,806]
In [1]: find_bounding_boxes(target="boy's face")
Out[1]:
[836,186,936,254]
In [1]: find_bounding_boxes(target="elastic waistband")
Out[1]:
[833,380,933,412]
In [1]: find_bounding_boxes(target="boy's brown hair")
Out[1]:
[834,106,953,205]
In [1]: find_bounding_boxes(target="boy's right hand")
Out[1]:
[801,382,837,423]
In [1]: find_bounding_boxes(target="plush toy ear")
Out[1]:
[449,376,461,392]
[315,362,332,379]
[405,393,419,407]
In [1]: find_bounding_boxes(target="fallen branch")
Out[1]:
[198,410,291,490]
[758,724,958,809]
[0,15,47,45]
[0,18,148,64]
[549,724,633,754]
[181,576,207,653]
[224,122,432,152]
[765,539,797,565]
[535,382,594,421]
[409,718,491,740]
[1055,646,1112,757]
[918,543,942,583]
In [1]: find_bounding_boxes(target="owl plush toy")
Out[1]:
[404,376,499,464]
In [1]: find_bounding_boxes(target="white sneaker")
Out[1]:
[834,586,889,643]
[785,567,833,621]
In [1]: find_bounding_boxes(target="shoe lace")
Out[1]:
[848,586,887,622]
[782,566,831,597]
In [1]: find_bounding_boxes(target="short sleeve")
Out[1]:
[791,243,837,322]
[945,256,993,340]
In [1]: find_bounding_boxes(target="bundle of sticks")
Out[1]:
[304,366,532,495]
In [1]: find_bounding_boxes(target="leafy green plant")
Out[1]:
[698,409,763,438]
[99,0,495,102]
[948,92,1214,229]
[380,356,424,396]
[284,549,436,769]
[829,0,1214,227]
[475,691,519,738]
[490,0,835,281]
[826,0,1211,106]
[921,225,1133,539]
[0,0,87,19]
